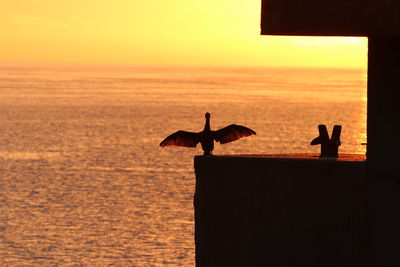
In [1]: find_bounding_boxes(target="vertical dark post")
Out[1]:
[367,36,400,264]
[368,36,400,177]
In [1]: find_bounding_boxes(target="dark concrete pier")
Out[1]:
[194,154,366,267]
[193,1,400,265]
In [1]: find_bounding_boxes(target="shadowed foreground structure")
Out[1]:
[194,0,400,266]
[195,154,366,267]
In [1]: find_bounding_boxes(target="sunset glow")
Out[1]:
[0,0,367,67]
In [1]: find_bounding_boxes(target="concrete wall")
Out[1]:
[194,154,367,267]
[367,175,400,265]
[261,0,400,36]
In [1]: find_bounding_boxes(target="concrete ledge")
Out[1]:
[198,153,366,161]
[194,154,366,267]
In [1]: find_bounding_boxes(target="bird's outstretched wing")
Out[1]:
[214,124,256,144]
[160,131,200,147]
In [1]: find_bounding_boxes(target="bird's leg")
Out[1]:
[203,150,212,156]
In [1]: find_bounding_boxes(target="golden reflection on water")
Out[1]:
[1,65,366,265]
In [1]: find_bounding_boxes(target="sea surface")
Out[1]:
[0,64,366,266]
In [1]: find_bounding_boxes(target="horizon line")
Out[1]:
[0,61,367,70]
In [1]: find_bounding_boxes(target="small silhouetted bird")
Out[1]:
[160,113,256,155]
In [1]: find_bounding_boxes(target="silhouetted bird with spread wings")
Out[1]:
[160,113,256,155]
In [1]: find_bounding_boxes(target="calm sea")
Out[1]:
[0,64,366,266]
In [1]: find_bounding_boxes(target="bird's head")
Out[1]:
[205,112,210,119]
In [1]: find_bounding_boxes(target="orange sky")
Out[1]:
[0,0,367,68]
